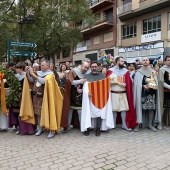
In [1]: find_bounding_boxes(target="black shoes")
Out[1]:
[84,128,101,136]
[95,128,101,136]
[84,128,90,136]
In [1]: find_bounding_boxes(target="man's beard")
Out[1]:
[119,64,124,68]
[143,63,149,67]
[92,70,98,74]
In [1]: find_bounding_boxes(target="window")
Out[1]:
[85,53,97,62]
[93,36,100,44]
[143,16,161,34]
[122,23,136,39]
[77,42,82,48]
[168,13,170,30]
[105,8,113,23]
[123,0,132,5]
[85,39,90,46]
[75,60,82,66]
[104,32,113,42]
[105,49,114,56]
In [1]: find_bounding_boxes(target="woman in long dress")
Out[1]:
[15,62,35,135]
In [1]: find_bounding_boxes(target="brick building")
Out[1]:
[72,0,117,66]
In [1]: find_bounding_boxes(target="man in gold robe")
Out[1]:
[20,60,63,138]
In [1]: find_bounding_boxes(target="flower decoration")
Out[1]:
[99,51,114,65]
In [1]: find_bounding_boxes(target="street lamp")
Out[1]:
[1,0,35,64]
[1,0,35,65]
[19,0,35,61]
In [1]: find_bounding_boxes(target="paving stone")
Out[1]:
[102,163,116,170]
[92,162,106,169]
[0,127,170,170]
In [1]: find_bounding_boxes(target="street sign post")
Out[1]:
[8,39,37,65]
[10,51,37,57]
[10,41,37,48]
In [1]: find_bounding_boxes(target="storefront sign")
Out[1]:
[141,31,161,43]
[119,42,163,53]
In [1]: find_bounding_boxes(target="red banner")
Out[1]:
[88,77,110,109]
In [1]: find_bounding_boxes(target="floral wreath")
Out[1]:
[0,66,21,110]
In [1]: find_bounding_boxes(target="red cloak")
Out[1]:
[106,70,137,128]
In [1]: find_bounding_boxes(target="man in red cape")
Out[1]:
[106,56,137,130]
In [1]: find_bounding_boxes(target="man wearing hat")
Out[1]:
[135,58,140,65]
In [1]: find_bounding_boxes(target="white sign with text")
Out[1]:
[141,31,161,43]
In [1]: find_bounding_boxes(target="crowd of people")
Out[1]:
[0,55,170,138]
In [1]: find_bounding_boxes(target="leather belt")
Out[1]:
[31,91,43,97]
[111,91,126,94]
[164,89,170,92]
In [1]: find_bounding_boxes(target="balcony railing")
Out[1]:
[117,3,132,15]
[88,0,100,6]
[79,14,113,30]
[88,0,113,7]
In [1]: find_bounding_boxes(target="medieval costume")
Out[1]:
[81,72,114,136]
[0,79,9,130]
[20,70,63,138]
[159,65,170,126]
[107,67,137,130]
[15,72,35,135]
[61,67,88,131]
[133,67,161,131]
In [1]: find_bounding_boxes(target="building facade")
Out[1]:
[117,0,170,63]
[72,0,117,66]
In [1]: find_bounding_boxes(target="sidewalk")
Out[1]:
[0,126,170,170]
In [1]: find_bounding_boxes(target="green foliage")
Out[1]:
[0,0,95,63]
[0,67,21,109]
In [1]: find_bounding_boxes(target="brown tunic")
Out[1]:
[61,70,79,129]
[32,81,44,115]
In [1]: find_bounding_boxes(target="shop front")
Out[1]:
[118,42,164,64]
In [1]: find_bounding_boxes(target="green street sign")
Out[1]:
[8,39,37,65]
[10,51,37,57]
[10,41,37,48]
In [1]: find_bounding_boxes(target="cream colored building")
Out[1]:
[117,0,170,63]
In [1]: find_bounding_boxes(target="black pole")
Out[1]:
[24,0,26,18]
[19,0,22,62]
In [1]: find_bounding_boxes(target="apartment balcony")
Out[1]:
[117,3,132,15]
[88,0,114,12]
[79,15,113,34]
[117,0,170,21]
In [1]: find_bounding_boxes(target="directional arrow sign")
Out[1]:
[10,51,37,57]
[10,41,37,48]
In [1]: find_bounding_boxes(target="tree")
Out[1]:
[0,0,95,64]
[0,0,19,62]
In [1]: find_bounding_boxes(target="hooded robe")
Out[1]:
[158,65,170,125]
[133,67,161,127]
[61,67,89,129]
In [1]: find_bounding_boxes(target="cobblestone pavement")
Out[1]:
[0,125,170,170]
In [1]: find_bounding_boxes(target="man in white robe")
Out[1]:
[81,61,114,136]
